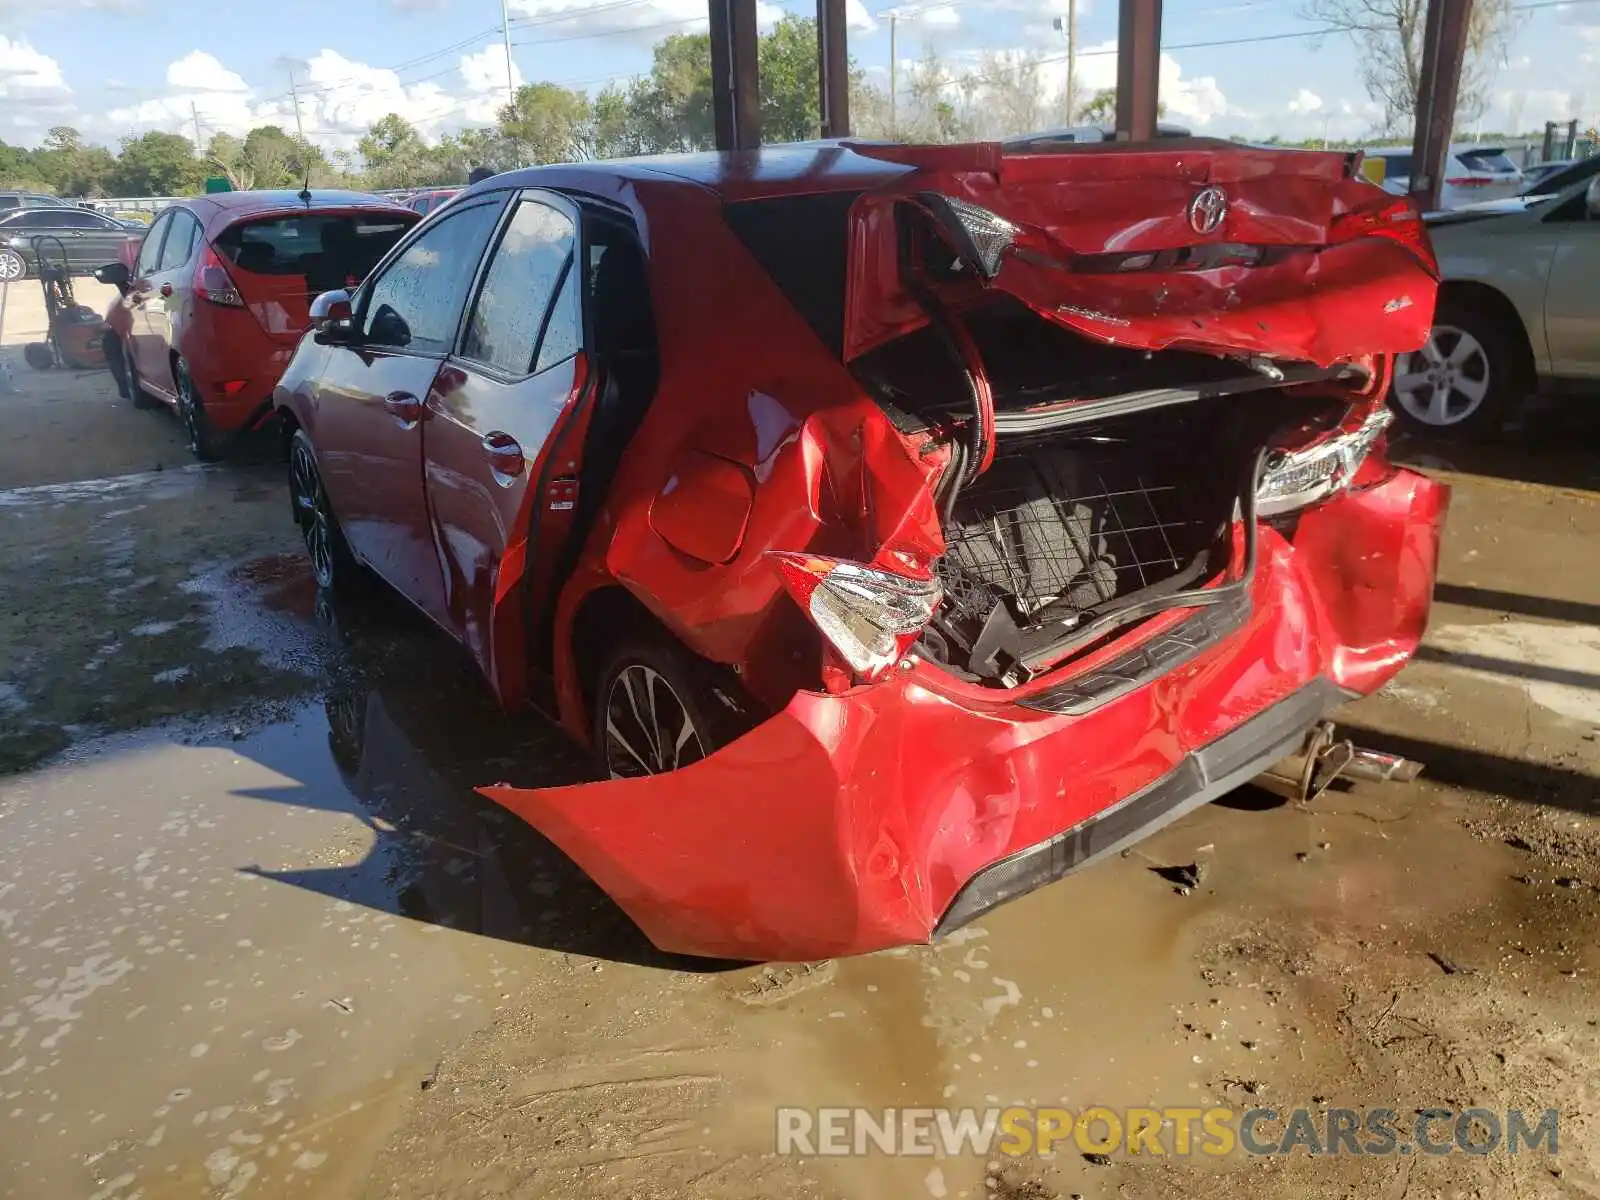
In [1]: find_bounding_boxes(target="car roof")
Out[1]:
[464,141,922,204]
[175,189,413,222]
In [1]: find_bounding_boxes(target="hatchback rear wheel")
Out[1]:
[592,640,718,781]
[175,357,223,461]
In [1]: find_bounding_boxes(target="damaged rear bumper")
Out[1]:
[481,467,1449,962]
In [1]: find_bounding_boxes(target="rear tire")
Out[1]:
[591,639,721,781]
[175,357,223,461]
[1389,295,1521,439]
[0,250,25,283]
[288,428,360,596]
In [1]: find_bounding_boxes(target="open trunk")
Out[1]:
[852,294,1352,686]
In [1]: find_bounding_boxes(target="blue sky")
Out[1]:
[0,0,1595,152]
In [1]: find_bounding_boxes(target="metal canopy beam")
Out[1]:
[1114,0,1162,141]
[818,0,850,138]
[710,0,761,151]
[1409,0,1474,213]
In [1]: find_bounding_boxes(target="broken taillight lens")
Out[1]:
[917,194,1019,279]
[195,246,244,307]
[1256,407,1393,518]
[769,552,942,680]
[1330,198,1437,276]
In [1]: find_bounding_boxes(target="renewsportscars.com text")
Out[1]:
[775,1106,1560,1158]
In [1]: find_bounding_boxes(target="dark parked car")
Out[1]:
[0,191,73,212]
[0,208,143,281]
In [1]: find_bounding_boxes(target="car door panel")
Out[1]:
[142,210,201,394]
[422,193,587,701]
[127,213,174,393]
[1543,220,1600,378]
[312,194,510,629]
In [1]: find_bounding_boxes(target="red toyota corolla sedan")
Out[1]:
[273,140,1448,961]
[99,191,417,459]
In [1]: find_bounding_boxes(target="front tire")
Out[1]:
[1389,296,1521,439]
[0,250,26,283]
[175,357,223,460]
[288,429,359,595]
[592,639,720,781]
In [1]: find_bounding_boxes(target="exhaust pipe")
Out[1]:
[1252,721,1422,803]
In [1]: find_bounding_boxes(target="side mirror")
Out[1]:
[310,289,354,342]
[94,261,131,294]
[1587,176,1600,220]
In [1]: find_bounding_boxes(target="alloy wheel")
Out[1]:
[0,251,23,282]
[602,663,707,780]
[290,439,335,589]
[1392,325,1492,428]
[176,362,204,452]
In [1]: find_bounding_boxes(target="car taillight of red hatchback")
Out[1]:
[273,139,1448,962]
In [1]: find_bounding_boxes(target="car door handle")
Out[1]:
[159,282,173,298]
[383,391,425,429]
[482,431,524,483]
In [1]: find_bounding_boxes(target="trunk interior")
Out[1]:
[850,297,1348,686]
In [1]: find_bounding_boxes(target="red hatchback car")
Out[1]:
[100,190,417,459]
[274,140,1448,961]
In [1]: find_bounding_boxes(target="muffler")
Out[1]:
[1252,720,1422,803]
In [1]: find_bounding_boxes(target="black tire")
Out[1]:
[175,357,223,461]
[1388,295,1522,440]
[591,638,726,781]
[288,428,360,595]
[121,342,160,410]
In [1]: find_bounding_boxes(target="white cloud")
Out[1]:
[166,50,247,93]
[1287,88,1322,116]
[1063,39,1230,128]
[0,36,69,99]
[509,0,787,42]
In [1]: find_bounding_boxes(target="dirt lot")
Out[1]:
[2,288,1599,1200]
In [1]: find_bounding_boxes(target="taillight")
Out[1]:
[1330,197,1436,275]
[769,552,941,680]
[1445,176,1493,187]
[195,246,244,307]
[1255,407,1392,518]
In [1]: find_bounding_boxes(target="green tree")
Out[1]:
[758,16,821,143]
[358,114,434,188]
[1081,89,1116,124]
[498,82,591,165]
[110,131,203,197]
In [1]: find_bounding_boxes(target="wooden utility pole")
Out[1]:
[191,102,204,150]
[289,72,307,142]
[818,0,850,137]
[1409,0,1474,212]
[500,0,517,109]
[1113,0,1161,141]
[709,0,760,150]
[1066,0,1078,124]
[889,14,898,137]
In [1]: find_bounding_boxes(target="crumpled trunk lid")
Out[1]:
[842,139,1438,367]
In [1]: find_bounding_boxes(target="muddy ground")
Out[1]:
[2,292,1599,1200]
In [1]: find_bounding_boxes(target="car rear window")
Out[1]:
[723,191,861,358]
[1456,148,1518,174]
[215,212,417,289]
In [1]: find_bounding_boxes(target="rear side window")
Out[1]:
[0,197,17,210]
[136,213,171,276]
[723,191,861,358]
[215,212,417,293]
[461,198,576,376]
[1456,148,1518,174]
[158,211,201,271]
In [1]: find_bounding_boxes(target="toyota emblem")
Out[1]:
[1188,186,1228,234]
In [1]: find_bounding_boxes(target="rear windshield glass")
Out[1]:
[215,212,416,290]
[723,191,861,358]
[1456,148,1518,174]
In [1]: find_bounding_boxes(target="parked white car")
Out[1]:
[1365,144,1525,210]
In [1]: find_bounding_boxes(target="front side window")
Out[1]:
[136,214,172,276]
[360,199,503,354]
[461,198,577,376]
[158,212,201,271]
